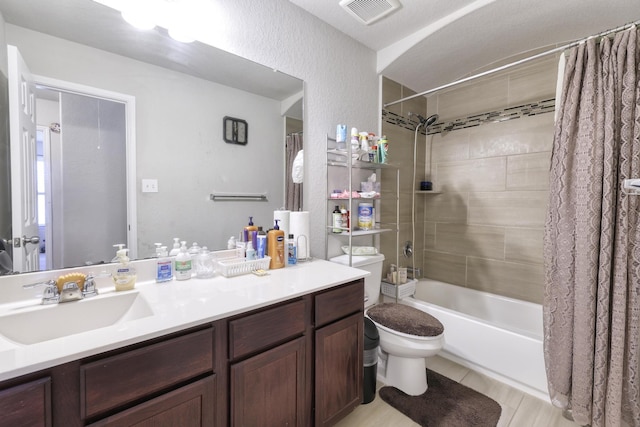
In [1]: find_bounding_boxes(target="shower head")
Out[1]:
[409,112,439,129]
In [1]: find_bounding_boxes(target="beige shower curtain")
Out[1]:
[543,27,640,426]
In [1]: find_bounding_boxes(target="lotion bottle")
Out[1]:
[169,238,181,256]
[243,216,258,242]
[267,219,285,269]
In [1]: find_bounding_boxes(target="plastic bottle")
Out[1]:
[256,227,267,259]
[340,205,350,230]
[174,241,192,281]
[243,216,258,242]
[245,240,257,260]
[169,238,181,257]
[336,124,347,151]
[267,219,285,269]
[227,236,237,250]
[156,246,173,283]
[332,205,342,233]
[287,234,297,266]
[112,245,137,291]
[378,136,388,164]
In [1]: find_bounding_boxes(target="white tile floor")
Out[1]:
[335,356,581,427]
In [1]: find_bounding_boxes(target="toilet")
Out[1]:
[330,253,445,396]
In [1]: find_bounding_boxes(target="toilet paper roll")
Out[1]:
[273,210,290,239]
[290,211,310,260]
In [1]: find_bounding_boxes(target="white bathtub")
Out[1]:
[396,279,549,400]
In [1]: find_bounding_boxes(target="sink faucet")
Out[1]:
[24,275,99,305]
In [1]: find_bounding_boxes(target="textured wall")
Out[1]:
[206,0,379,258]
[382,55,558,303]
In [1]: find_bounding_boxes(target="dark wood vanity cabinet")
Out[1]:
[0,278,364,427]
[81,327,216,426]
[314,282,364,427]
[0,376,52,427]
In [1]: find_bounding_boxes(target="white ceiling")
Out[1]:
[289,0,640,96]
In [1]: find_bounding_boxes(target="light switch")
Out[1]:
[142,179,158,193]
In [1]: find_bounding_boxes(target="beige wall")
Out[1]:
[381,55,559,304]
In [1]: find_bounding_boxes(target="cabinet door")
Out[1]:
[315,312,363,427]
[231,336,307,427]
[0,377,51,427]
[87,376,215,427]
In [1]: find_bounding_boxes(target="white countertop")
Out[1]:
[0,259,368,382]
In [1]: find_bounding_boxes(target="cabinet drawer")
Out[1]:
[81,327,213,419]
[0,377,51,427]
[87,375,215,427]
[229,299,307,360]
[315,280,364,327]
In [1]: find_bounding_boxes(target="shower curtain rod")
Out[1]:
[384,19,640,108]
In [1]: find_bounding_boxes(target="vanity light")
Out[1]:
[121,9,156,30]
[167,26,195,43]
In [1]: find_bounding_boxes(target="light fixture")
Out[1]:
[121,5,156,30]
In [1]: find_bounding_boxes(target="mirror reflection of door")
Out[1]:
[7,45,38,273]
[35,88,127,269]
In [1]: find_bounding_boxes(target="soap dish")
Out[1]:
[217,257,271,278]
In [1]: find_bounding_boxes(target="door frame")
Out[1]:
[33,74,138,260]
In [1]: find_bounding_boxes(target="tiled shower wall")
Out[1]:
[381,55,559,304]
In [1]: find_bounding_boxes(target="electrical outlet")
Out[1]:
[142,179,158,193]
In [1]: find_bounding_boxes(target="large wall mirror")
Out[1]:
[0,0,304,274]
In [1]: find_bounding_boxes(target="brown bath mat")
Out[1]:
[379,369,502,427]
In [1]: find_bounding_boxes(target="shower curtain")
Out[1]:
[543,27,640,426]
[285,132,303,211]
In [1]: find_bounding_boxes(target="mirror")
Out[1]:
[0,0,304,273]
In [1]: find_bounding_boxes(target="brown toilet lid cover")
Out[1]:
[367,303,444,337]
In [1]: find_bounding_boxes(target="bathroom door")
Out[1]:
[7,46,39,273]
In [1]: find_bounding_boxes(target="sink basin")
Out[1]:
[0,291,154,345]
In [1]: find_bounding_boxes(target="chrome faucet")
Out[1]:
[24,275,99,305]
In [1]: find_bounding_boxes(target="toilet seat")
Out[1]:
[366,303,444,337]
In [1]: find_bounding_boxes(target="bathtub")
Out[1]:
[395,279,548,400]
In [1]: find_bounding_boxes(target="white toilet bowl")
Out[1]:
[329,254,445,396]
[366,303,444,395]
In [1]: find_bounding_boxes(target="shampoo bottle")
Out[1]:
[267,219,285,269]
[174,241,192,281]
[256,227,267,259]
[156,246,173,283]
[245,240,257,260]
[332,205,342,233]
[112,246,137,291]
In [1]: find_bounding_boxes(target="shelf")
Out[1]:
[327,158,397,170]
[327,227,392,236]
[415,190,442,194]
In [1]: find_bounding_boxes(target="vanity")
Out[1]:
[0,259,367,426]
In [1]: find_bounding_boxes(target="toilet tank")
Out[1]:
[329,254,385,308]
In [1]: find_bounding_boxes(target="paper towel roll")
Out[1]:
[273,210,290,240]
[290,211,310,260]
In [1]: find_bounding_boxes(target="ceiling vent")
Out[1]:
[339,0,402,26]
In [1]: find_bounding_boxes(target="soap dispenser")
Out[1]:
[112,245,137,291]
[156,246,173,283]
[174,241,192,281]
[169,238,181,257]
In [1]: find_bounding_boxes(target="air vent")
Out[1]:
[339,0,402,25]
